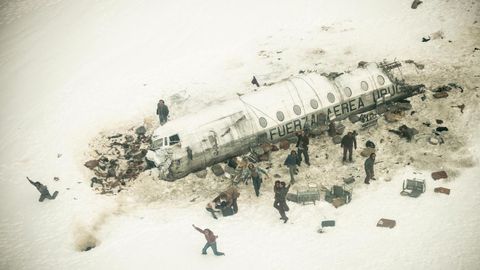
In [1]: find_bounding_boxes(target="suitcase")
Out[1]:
[321,220,335,227]
[434,187,451,195]
[377,218,396,228]
[431,171,448,180]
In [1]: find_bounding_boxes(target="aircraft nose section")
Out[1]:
[146,149,172,178]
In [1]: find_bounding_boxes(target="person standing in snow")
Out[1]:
[243,163,269,197]
[284,150,299,184]
[296,131,310,166]
[192,224,225,256]
[341,131,357,162]
[274,181,291,223]
[156,99,169,126]
[26,177,58,202]
[364,153,376,184]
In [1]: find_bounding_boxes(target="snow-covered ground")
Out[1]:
[0,0,479,269]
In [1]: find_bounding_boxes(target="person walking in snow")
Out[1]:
[156,99,169,125]
[192,224,225,256]
[364,153,376,184]
[26,177,58,202]
[296,131,310,166]
[341,131,357,162]
[243,163,269,197]
[274,181,291,223]
[284,150,299,184]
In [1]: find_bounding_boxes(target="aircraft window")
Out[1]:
[169,134,180,145]
[377,75,385,85]
[259,117,268,128]
[343,87,352,97]
[361,81,369,91]
[276,111,285,121]
[327,93,336,103]
[152,138,163,149]
[293,105,301,115]
[310,99,319,109]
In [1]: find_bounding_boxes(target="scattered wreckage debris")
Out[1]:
[195,170,208,178]
[432,83,464,94]
[85,126,152,194]
[251,76,260,87]
[434,187,451,195]
[436,127,448,132]
[431,170,448,180]
[405,59,424,69]
[400,178,426,198]
[359,112,378,129]
[428,131,445,145]
[422,31,445,42]
[377,218,396,229]
[451,104,465,113]
[411,0,423,9]
[433,92,448,99]
[422,36,431,42]
[325,184,352,208]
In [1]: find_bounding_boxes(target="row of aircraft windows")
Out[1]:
[258,75,386,127]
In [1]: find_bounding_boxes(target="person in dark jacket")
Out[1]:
[284,150,299,184]
[243,163,269,197]
[27,177,58,202]
[156,99,169,125]
[192,224,224,256]
[364,153,376,184]
[274,181,291,223]
[218,187,240,214]
[296,131,310,166]
[341,131,357,162]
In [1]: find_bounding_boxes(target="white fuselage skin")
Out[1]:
[146,63,423,181]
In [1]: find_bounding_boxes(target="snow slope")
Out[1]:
[0,0,479,269]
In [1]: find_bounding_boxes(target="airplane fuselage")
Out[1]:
[146,62,424,181]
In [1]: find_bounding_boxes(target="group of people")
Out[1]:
[340,130,377,184]
[274,181,291,223]
[205,187,240,219]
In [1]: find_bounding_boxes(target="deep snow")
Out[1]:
[0,0,479,269]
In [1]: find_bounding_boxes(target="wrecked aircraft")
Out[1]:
[146,62,424,180]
